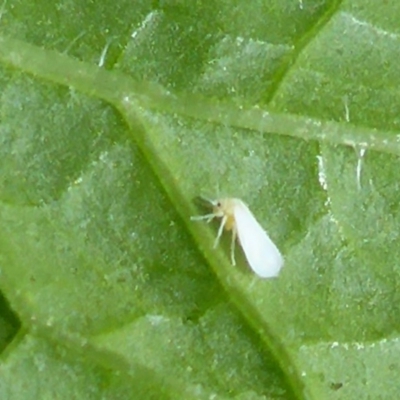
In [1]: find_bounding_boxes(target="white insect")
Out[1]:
[191,198,283,278]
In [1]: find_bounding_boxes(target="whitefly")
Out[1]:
[191,197,283,278]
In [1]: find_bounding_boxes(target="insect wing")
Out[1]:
[234,203,283,278]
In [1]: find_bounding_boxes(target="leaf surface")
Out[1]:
[0,1,400,399]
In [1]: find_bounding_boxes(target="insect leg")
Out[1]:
[214,214,227,248]
[230,226,237,266]
[190,214,216,223]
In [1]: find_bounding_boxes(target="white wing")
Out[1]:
[234,202,283,278]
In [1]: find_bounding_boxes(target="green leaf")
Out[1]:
[1,1,400,399]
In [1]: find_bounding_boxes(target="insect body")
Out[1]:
[191,198,283,278]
